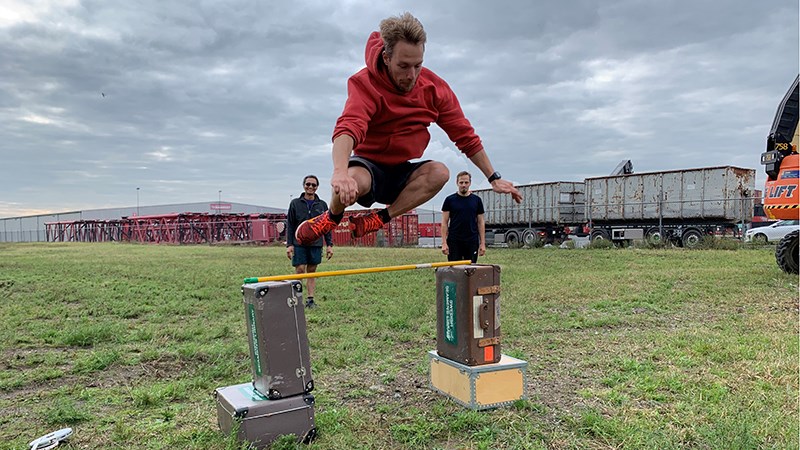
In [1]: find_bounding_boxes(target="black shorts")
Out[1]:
[349,156,431,207]
[292,246,322,267]
[447,238,479,264]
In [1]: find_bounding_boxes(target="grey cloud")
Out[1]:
[0,0,797,217]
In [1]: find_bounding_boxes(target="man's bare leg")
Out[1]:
[304,264,318,298]
[294,165,373,246]
[329,165,372,214]
[322,161,448,238]
[385,161,449,218]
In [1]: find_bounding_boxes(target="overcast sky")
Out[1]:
[1,0,798,218]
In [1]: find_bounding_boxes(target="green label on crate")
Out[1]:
[247,303,262,376]
[443,281,457,345]
[238,384,268,401]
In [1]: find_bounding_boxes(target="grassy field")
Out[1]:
[0,242,797,449]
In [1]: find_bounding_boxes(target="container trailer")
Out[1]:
[472,181,586,247]
[473,166,755,249]
[586,166,755,247]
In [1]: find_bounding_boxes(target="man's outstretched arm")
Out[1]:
[477,213,486,256]
[468,149,523,203]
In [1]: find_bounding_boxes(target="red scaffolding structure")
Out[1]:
[45,211,418,246]
[46,220,125,242]
[46,213,272,245]
[125,213,254,244]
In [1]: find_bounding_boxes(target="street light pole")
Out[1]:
[136,187,140,216]
[218,190,222,214]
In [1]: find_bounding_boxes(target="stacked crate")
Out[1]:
[430,264,528,410]
[214,280,317,448]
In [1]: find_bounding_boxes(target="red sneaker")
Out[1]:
[349,212,386,238]
[295,211,337,246]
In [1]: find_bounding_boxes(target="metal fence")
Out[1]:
[1,213,82,242]
[1,211,421,246]
[0,202,284,243]
[1,197,767,244]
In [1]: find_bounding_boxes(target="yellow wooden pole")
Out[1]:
[243,260,472,284]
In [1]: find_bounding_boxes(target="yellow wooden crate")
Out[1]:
[428,350,527,410]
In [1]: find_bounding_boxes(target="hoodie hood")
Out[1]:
[332,31,484,164]
[364,31,399,93]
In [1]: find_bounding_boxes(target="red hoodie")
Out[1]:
[332,32,484,165]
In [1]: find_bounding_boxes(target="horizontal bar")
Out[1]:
[243,260,472,284]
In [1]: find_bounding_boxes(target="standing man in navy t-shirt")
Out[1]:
[441,171,485,263]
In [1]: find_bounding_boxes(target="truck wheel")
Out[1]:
[590,229,609,241]
[505,230,521,248]
[522,229,538,247]
[775,230,799,274]
[645,227,663,245]
[681,229,703,248]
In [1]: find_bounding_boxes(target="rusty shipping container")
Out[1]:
[251,213,287,243]
[473,182,586,227]
[418,222,443,238]
[331,211,419,247]
[585,166,755,224]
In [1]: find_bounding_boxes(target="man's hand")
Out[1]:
[286,245,294,259]
[466,150,524,204]
[478,243,486,256]
[441,242,449,256]
[331,170,360,206]
[491,179,523,204]
[326,245,334,260]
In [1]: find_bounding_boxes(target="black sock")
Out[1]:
[377,208,391,224]
[329,211,343,224]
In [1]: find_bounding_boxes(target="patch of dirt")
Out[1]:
[524,351,597,425]
[316,359,440,421]
[0,350,192,402]
[315,335,602,428]
[773,298,800,313]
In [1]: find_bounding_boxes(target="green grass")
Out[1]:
[0,242,797,449]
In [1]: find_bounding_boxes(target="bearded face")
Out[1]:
[383,41,424,93]
[457,175,471,195]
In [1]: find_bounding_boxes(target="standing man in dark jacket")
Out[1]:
[286,175,334,308]
[441,171,485,263]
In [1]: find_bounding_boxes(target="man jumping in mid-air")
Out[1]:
[295,12,522,246]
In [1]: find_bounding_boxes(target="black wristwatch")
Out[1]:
[487,171,501,183]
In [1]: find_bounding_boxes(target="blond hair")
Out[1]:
[379,12,426,58]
